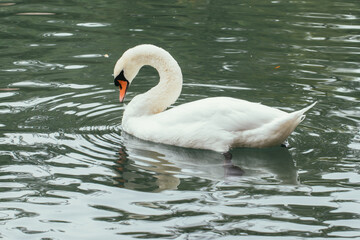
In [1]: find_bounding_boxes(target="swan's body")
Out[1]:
[114,44,316,153]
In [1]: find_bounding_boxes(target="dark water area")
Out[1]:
[0,0,359,239]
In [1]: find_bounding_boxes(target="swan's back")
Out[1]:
[153,97,287,132]
[123,97,300,152]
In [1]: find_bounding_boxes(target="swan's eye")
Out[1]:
[114,70,127,87]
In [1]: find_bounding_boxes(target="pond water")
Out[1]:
[0,0,359,239]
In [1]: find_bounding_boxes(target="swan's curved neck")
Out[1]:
[125,46,183,116]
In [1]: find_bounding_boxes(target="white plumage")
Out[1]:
[113,44,316,153]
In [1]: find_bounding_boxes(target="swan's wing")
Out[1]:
[152,97,287,132]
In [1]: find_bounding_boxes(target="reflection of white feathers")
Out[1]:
[121,132,298,191]
[114,44,316,152]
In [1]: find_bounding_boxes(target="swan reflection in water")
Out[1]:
[113,132,298,191]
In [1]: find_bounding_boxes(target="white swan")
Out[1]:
[113,44,316,153]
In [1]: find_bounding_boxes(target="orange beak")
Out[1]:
[117,79,129,103]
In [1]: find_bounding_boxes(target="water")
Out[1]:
[0,0,359,239]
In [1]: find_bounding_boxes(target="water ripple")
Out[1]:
[76,22,111,28]
[43,32,74,37]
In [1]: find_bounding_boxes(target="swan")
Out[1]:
[113,44,316,153]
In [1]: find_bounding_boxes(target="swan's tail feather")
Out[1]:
[294,101,317,122]
[233,101,317,148]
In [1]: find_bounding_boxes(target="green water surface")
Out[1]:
[0,0,359,239]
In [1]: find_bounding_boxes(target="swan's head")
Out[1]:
[113,47,142,102]
[113,44,182,104]
[113,44,161,102]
